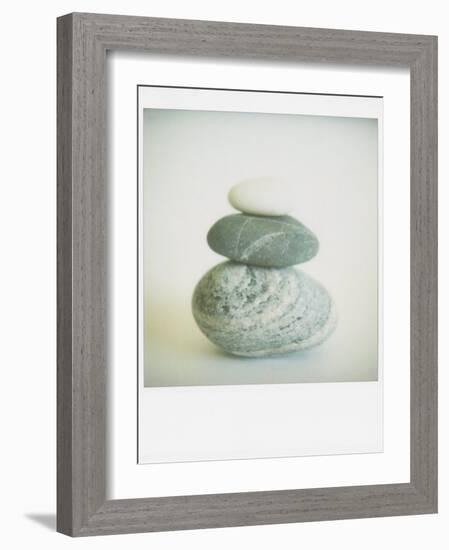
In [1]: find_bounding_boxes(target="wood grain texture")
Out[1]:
[57,13,74,536]
[57,12,438,536]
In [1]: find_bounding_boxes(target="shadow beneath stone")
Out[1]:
[25,513,56,531]
[143,300,343,386]
[206,340,326,364]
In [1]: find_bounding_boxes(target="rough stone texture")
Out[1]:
[192,261,337,357]
[207,214,319,268]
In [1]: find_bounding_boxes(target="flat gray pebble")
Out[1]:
[207,214,319,267]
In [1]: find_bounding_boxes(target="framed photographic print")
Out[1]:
[57,13,437,536]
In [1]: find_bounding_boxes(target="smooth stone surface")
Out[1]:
[228,177,293,216]
[192,262,337,357]
[207,214,319,267]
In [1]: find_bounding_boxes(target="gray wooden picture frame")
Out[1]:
[57,12,438,537]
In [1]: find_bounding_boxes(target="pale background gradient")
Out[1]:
[143,107,379,386]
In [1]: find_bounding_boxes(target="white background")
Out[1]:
[0,1,446,550]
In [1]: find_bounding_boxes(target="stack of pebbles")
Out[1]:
[192,178,337,357]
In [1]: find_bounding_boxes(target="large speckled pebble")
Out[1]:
[228,177,293,216]
[192,262,337,357]
[207,214,319,267]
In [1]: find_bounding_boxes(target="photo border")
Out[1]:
[136,85,383,464]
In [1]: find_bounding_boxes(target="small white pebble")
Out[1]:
[228,177,294,216]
